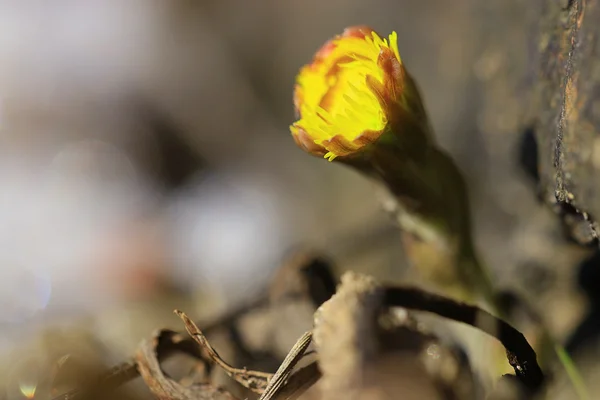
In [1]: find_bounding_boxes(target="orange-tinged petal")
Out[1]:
[290,26,405,161]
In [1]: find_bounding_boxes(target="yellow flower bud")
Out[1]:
[290,26,413,161]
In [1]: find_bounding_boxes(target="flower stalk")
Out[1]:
[291,25,493,306]
[289,25,586,397]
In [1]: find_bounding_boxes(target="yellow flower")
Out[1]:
[291,26,405,161]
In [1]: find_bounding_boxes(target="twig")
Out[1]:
[175,309,273,393]
[383,286,545,392]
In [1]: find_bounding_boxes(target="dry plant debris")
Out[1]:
[49,256,544,400]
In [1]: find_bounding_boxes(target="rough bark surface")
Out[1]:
[536,0,600,243]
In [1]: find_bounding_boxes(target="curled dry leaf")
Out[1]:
[51,296,268,400]
[135,329,239,400]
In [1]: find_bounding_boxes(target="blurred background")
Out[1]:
[0,0,595,398]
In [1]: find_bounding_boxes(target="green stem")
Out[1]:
[556,343,589,400]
